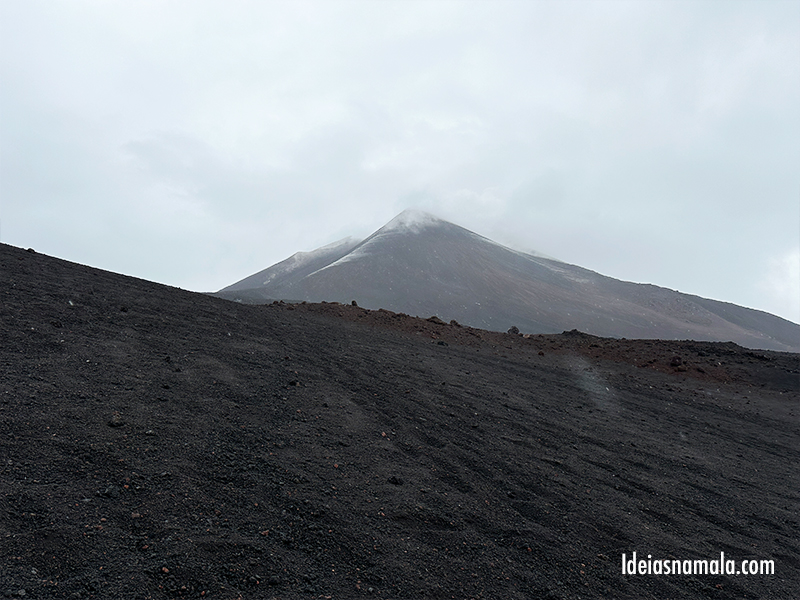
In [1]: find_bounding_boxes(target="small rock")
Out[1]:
[507,326,520,335]
[268,575,281,586]
[98,485,120,499]
[388,475,403,485]
[351,300,358,307]
[670,356,682,367]
[108,411,124,427]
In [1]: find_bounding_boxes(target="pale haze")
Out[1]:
[1,0,798,323]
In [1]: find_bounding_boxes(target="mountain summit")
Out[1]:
[218,211,800,352]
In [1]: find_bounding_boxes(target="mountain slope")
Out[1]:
[222,236,361,301]
[2,242,798,599]
[218,210,800,352]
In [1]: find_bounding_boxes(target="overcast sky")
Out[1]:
[1,0,798,323]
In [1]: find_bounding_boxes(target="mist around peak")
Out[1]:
[380,209,448,234]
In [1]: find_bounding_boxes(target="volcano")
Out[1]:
[218,210,799,352]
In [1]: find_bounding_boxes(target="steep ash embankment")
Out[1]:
[1,243,798,599]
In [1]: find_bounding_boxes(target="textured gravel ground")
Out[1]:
[1,242,798,599]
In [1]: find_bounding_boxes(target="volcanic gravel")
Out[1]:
[1,243,798,599]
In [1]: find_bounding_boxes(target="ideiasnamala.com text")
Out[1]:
[622,552,774,576]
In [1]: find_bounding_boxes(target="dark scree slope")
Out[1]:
[1,242,798,599]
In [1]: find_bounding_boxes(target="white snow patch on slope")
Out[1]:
[309,211,444,275]
[262,236,359,284]
[535,259,594,284]
[308,241,373,274]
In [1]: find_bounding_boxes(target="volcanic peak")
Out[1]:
[379,208,449,234]
[216,211,800,352]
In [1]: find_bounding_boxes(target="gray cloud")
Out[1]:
[1,0,798,321]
